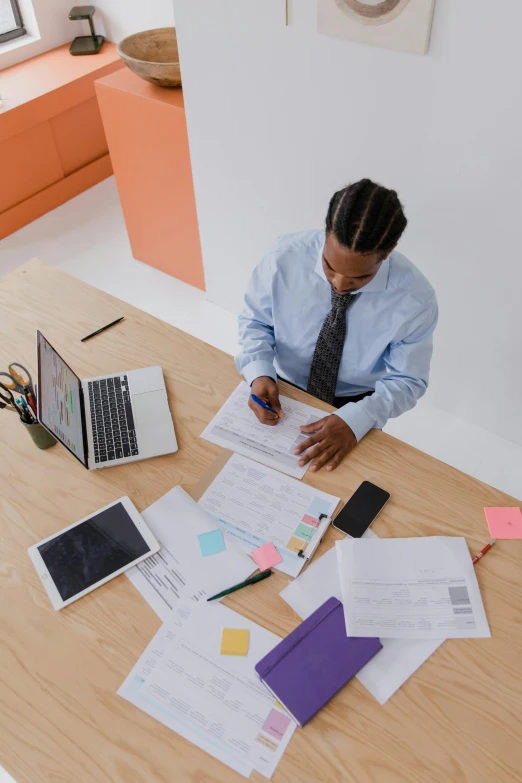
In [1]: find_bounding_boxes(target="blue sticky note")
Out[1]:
[307,497,330,519]
[198,529,226,557]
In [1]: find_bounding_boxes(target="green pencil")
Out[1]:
[206,569,273,602]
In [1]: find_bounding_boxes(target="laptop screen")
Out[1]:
[37,331,87,466]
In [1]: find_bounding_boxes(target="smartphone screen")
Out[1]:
[333,481,390,538]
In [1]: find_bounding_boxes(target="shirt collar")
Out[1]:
[314,241,390,294]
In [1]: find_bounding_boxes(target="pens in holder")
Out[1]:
[251,393,278,415]
[25,390,37,415]
[20,398,36,422]
[16,398,33,423]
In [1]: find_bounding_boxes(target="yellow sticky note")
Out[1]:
[286,536,306,554]
[221,628,250,656]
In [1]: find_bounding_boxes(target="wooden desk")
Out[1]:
[1,260,520,783]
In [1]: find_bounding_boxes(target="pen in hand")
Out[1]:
[250,393,278,415]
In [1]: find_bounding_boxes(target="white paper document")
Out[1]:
[337,537,491,640]
[279,537,443,705]
[119,602,297,779]
[200,381,326,479]
[198,454,340,578]
[126,486,255,620]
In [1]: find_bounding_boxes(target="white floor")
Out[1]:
[1,177,521,503]
[0,180,521,783]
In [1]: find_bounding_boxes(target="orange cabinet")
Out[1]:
[0,43,124,239]
[95,68,205,291]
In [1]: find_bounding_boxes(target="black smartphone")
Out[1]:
[333,481,390,538]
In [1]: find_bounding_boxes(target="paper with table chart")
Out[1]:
[337,537,491,640]
[197,453,340,578]
[125,485,255,621]
[118,601,297,779]
[279,536,443,705]
[200,381,325,479]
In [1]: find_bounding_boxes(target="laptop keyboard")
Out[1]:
[88,375,139,464]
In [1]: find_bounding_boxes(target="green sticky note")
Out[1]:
[294,523,315,541]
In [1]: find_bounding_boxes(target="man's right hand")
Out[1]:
[249,377,283,426]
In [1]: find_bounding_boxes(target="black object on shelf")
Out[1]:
[69,5,104,55]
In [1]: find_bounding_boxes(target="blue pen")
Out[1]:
[251,393,278,415]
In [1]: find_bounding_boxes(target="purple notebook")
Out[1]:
[255,597,382,727]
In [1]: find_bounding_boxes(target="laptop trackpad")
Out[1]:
[133,390,171,436]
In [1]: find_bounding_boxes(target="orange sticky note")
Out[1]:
[484,507,522,539]
[220,628,250,656]
[286,536,306,554]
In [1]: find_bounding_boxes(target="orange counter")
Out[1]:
[0,42,124,239]
[95,68,204,290]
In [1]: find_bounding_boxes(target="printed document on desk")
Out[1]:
[200,381,326,479]
[119,601,297,779]
[337,537,491,640]
[126,486,255,621]
[198,454,340,578]
[279,537,443,705]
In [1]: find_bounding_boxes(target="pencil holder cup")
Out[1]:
[22,422,57,450]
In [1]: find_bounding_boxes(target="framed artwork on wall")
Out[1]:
[317,0,436,55]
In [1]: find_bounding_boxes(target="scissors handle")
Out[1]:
[9,362,33,390]
[0,372,17,391]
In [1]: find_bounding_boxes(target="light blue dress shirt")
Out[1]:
[235,229,438,442]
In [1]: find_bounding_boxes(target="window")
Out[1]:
[0,0,26,44]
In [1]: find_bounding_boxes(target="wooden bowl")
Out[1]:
[117,27,181,88]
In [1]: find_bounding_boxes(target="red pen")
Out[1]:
[472,539,496,565]
[26,391,37,416]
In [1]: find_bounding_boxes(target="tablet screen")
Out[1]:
[37,502,151,601]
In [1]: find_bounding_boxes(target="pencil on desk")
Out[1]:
[81,317,125,342]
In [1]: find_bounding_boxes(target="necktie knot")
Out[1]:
[331,290,356,312]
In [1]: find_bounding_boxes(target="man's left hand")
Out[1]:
[294,415,357,472]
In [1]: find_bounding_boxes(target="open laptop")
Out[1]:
[36,330,178,469]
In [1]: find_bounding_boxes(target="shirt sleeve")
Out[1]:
[235,250,278,385]
[334,295,439,441]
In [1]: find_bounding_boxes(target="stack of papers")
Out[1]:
[119,601,297,779]
[280,534,491,704]
[197,454,340,578]
[337,536,491,640]
[126,485,255,621]
[201,381,326,479]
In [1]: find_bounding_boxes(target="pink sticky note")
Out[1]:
[251,542,283,571]
[302,514,321,528]
[262,708,292,740]
[484,507,522,539]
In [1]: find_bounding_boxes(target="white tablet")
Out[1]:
[28,496,159,610]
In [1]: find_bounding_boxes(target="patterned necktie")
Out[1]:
[306,290,357,405]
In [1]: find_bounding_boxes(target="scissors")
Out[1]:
[0,363,37,415]
[0,362,35,395]
[0,381,21,416]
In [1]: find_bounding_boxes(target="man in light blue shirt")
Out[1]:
[235,179,438,473]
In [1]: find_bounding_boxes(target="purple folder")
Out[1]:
[255,597,382,727]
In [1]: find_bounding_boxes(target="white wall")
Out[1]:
[174,0,522,446]
[0,0,71,69]
[92,0,174,45]
[0,0,174,68]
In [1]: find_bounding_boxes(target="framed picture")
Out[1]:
[317,0,436,56]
